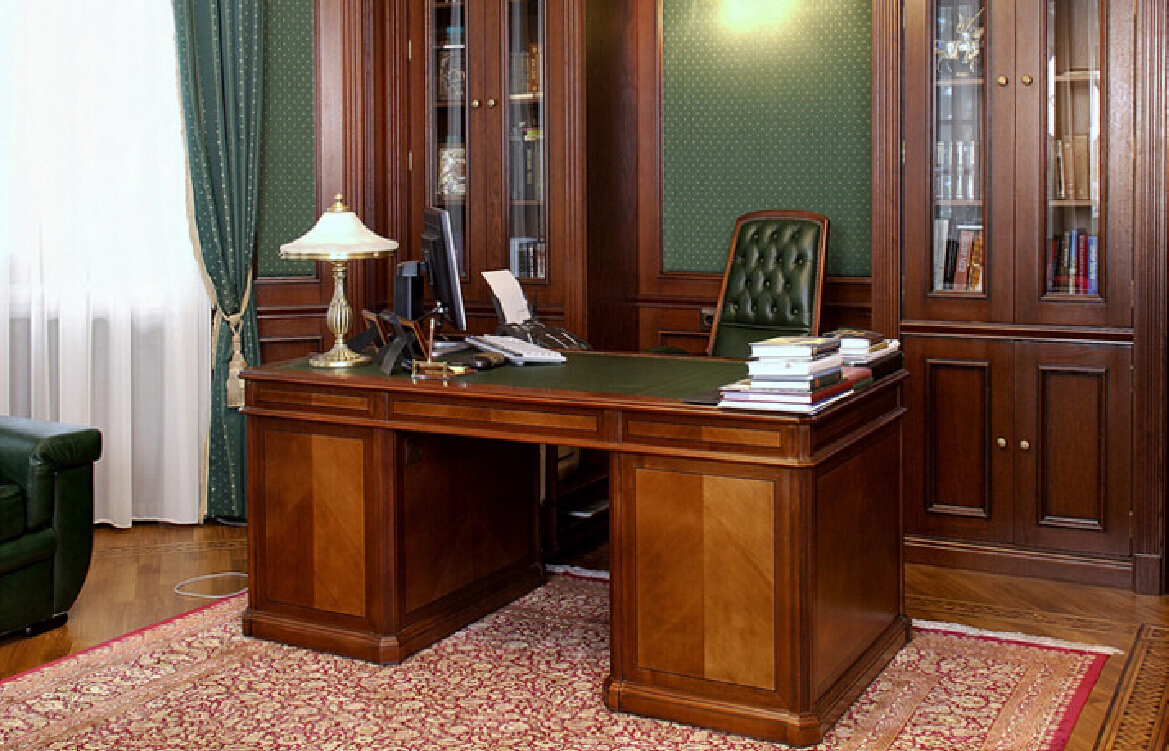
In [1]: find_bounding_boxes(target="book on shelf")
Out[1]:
[942,237,960,288]
[1088,136,1100,201]
[748,335,840,358]
[932,218,950,289]
[1054,139,1067,200]
[1087,235,1099,294]
[965,230,984,291]
[1046,236,1060,292]
[746,352,843,378]
[1062,140,1077,200]
[1072,134,1090,201]
[952,225,981,289]
[1076,232,1089,292]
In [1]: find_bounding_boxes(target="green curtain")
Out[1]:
[173,0,265,520]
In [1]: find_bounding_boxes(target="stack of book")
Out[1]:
[826,329,903,380]
[718,335,858,413]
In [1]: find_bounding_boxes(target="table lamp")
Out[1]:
[280,194,398,367]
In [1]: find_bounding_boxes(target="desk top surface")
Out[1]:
[251,351,748,403]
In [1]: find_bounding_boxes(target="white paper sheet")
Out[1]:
[482,269,532,324]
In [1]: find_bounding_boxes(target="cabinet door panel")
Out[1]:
[903,336,1014,542]
[1014,342,1131,555]
[903,0,1009,324]
[1014,0,1133,327]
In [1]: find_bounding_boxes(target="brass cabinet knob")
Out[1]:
[487,98,497,108]
[996,75,1009,87]
[996,437,1008,448]
[471,99,481,109]
[1021,74,1034,86]
[1019,440,1031,451]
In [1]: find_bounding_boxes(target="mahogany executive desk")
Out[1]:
[241,351,907,746]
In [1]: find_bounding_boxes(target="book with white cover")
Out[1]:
[747,353,843,377]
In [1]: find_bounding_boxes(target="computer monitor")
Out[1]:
[420,207,467,332]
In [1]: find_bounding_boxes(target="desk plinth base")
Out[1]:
[242,562,545,664]
[604,616,910,747]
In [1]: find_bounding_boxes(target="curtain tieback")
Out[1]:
[223,271,255,409]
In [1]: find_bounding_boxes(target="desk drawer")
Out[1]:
[389,396,604,442]
[249,383,387,421]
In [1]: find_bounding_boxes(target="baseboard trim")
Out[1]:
[904,536,1133,590]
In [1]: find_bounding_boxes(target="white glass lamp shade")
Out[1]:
[280,194,398,260]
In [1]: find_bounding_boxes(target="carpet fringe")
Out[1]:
[912,618,1123,655]
[546,564,610,581]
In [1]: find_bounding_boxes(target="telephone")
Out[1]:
[482,269,590,351]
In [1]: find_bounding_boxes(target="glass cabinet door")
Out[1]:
[505,0,547,281]
[1042,0,1101,297]
[430,1,468,277]
[931,0,987,295]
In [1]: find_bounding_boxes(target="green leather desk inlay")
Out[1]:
[278,352,749,402]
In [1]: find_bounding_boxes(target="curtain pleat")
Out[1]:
[173,0,265,520]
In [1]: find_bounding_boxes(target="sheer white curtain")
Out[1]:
[1,2,211,526]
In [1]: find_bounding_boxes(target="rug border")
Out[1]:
[913,619,1123,655]
[0,592,248,687]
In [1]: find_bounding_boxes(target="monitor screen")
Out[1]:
[421,207,467,332]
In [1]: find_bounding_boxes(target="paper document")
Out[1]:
[482,269,532,324]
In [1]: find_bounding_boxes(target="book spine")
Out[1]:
[1076,232,1089,292]
[1087,235,1099,294]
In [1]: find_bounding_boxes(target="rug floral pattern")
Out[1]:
[0,576,1109,751]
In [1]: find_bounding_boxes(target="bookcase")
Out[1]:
[407,0,587,336]
[897,0,1148,588]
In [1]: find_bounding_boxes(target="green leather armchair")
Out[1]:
[0,416,102,636]
[707,209,830,358]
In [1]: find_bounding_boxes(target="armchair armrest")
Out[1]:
[0,417,102,532]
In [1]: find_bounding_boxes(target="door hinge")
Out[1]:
[408,40,412,61]
[901,141,906,164]
[408,150,413,172]
[1131,279,1135,309]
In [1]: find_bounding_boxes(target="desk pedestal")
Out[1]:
[244,424,543,663]
[605,423,907,746]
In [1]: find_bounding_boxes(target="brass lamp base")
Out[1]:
[309,344,371,368]
[308,259,368,368]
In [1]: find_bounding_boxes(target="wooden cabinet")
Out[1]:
[903,335,1132,582]
[406,0,587,337]
[898,0,1149,587]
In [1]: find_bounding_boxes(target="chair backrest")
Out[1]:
[707,210,830,359]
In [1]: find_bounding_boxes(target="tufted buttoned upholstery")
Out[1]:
[707,210,830,359]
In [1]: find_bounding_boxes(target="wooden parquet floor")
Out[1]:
[1,526,1166,750]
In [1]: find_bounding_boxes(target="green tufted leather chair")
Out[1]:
[706,210,830,358]
[0,416,102,636]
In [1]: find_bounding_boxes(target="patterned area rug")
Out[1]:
[0,575,1114,751]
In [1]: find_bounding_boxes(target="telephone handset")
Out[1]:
[497,319,590,350]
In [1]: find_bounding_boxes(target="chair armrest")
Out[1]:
[0,417,102,531]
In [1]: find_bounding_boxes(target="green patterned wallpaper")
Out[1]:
[254,0,873,277]
[256,0,316,278]
[663,0,872,276]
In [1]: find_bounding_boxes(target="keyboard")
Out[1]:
[465,334,567,365]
